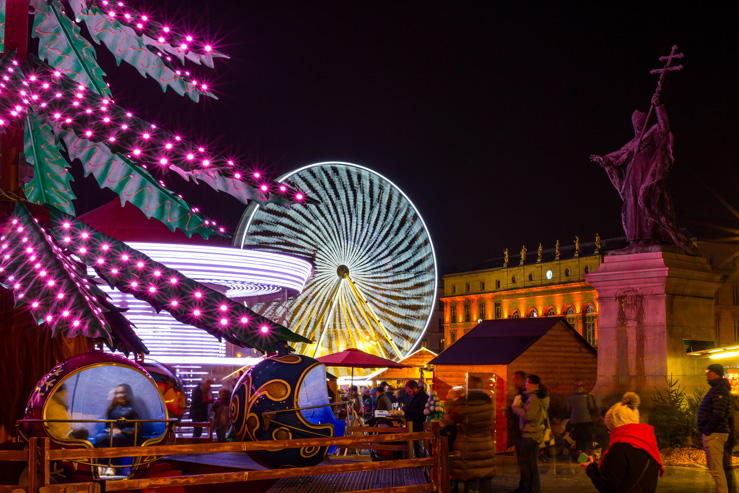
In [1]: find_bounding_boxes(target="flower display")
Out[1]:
[424,390,444,421]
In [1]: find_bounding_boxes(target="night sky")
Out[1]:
[74,2,739,275]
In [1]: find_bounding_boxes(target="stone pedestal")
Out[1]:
[585,247,724,400]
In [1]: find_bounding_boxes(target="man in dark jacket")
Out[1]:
[405,380,429,458]
[505,370,527,493]
[698,364,732,493]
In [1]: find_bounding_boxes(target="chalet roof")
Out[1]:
[430,317,593,366]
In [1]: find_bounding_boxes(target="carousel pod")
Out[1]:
[231,354,345,468]
[140,360,187,422]
[21,352,170,480]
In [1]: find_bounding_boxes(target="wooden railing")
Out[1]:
[1,426,449,493]
[171,418,214,443]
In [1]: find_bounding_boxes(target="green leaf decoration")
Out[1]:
[48,209,313,352]
[54,126,218,239]
[23,112,77,215]
[0,0,6,54]
[73,6,214,102]
[141,34,229,69]
[0,202,136,350]
[31,0,111,97]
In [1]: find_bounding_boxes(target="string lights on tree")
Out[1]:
[0,0,314,355]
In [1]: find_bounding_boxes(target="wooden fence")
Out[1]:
[0,425,449,493]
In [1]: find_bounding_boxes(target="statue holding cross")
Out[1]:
[590,46,694,252]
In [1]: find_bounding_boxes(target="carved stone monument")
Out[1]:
[587,46,723,398]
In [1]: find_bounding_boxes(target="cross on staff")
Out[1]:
[620,45,684,195]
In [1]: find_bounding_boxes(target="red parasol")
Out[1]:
[317,348,408,370]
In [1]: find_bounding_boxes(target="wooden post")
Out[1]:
[209,417,214,442]
[28,437,38,493]
[40,437,51,488]
[440,436,450,493]
[407,421,414,459]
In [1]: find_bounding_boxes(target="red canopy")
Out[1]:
[316,348,407,369]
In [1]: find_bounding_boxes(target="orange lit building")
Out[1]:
[442,236,607,349]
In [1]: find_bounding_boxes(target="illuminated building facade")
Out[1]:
[442,237,610,349]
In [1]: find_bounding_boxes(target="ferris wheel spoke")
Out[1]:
[345,276,403,359]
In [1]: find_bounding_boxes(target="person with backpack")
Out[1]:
[567,379,596,457]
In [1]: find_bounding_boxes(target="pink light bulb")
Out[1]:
[62,310,70,317]
[240,316,249,324]
[133,149,142,156]
[102,244,109,251]
[111,268,119,274]
[170,300,178,306]
[79,247,86,254]
[202,159,210,167]
[85,130,93,137]
[121,254,129,261]
[163,26,170,33]
[136,22,143,29]
[220,304,228,312]
[253,172,261,178]
[180,43,188,50]
[260,184,269,192]
[170,277,178,284]
[165,142,173,150]
[158,36,165,43]
[136,261,144,268]
[56,292,64,299]
[234,173,242,179]
[81,232,89,239]
[296,193,304,201]
[72,320,81,327]
[260,325,269,333]
[142,132,150,139]
[45,315,53,322]
[96,258,104,265]
[63,222,70,229]
[131,281,138,288]
[204,45,212,52]
[103,117,111,123]
[153,270,161,277]
[194,291,202,299]
[193,309,201,316]
[201,84,208,90]
[32,301,40,308]
[159,157,168,165]
[186,35,193,42]
[148,286,156,293]
[279,185,287,192]
[186,153,194,161]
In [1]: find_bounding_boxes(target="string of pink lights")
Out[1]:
[0,56,310,235]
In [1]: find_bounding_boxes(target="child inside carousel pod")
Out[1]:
[94,384,141,477]
[46,384,89,440]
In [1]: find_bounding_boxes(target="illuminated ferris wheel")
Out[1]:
[234,162,437,375]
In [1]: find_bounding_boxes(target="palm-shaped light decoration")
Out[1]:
[0,0,313,354]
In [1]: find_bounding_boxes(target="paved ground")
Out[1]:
[489,454,719,492]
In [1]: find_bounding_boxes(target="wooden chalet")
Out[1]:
[429,317,597,452]
[373,347,438,385]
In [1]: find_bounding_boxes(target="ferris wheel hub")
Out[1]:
[336,265,350,278]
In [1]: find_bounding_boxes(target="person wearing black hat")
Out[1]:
[698,364,732,493]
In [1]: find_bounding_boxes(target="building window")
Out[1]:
[480,281,485,291]
[512,275,518,283]
[528,273,534,281]
[584,265,591,274]
[450,330,458,345]
[452,285,456,294]
[494,302,501,320]
[565,268,571,277]
[438,299,443,310]
[510,309,520,319]
[450,305,457,323]
[733,285,739,305]
[734,319,739,342]
[544,306,556,317]
[465,283,470,293]
[565,305,576,326]
[527,308,538,318]
[478,302,485,321]
[496,279,501,289]
[585,304,597,347]
[464,303,471,323]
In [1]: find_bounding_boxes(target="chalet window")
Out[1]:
[585,304,597,347]
[494,302,502,319]
[510,309,520,319]
[463,303,471,323]
[478,302,485,321]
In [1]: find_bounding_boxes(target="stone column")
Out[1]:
[585,247,724,400]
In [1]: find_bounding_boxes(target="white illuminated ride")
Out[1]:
[234,162,437,376]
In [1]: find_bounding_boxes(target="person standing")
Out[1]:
[190,377,213,439]
[567,379,596,456]
[584,392,664,492]
[505,371,528,493]
[442,376,495,493]
[512,374,549,493]
[698,364,732,493]
[211,389,231,442]
[405,380,429,458]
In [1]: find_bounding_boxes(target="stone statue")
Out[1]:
[574,236,580,256]
[537,243,543,263]
[595,233,601,251]
[555,240,560,259]
[520,245,527,265]
[589,47,693,252]
[503,248,509,265]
